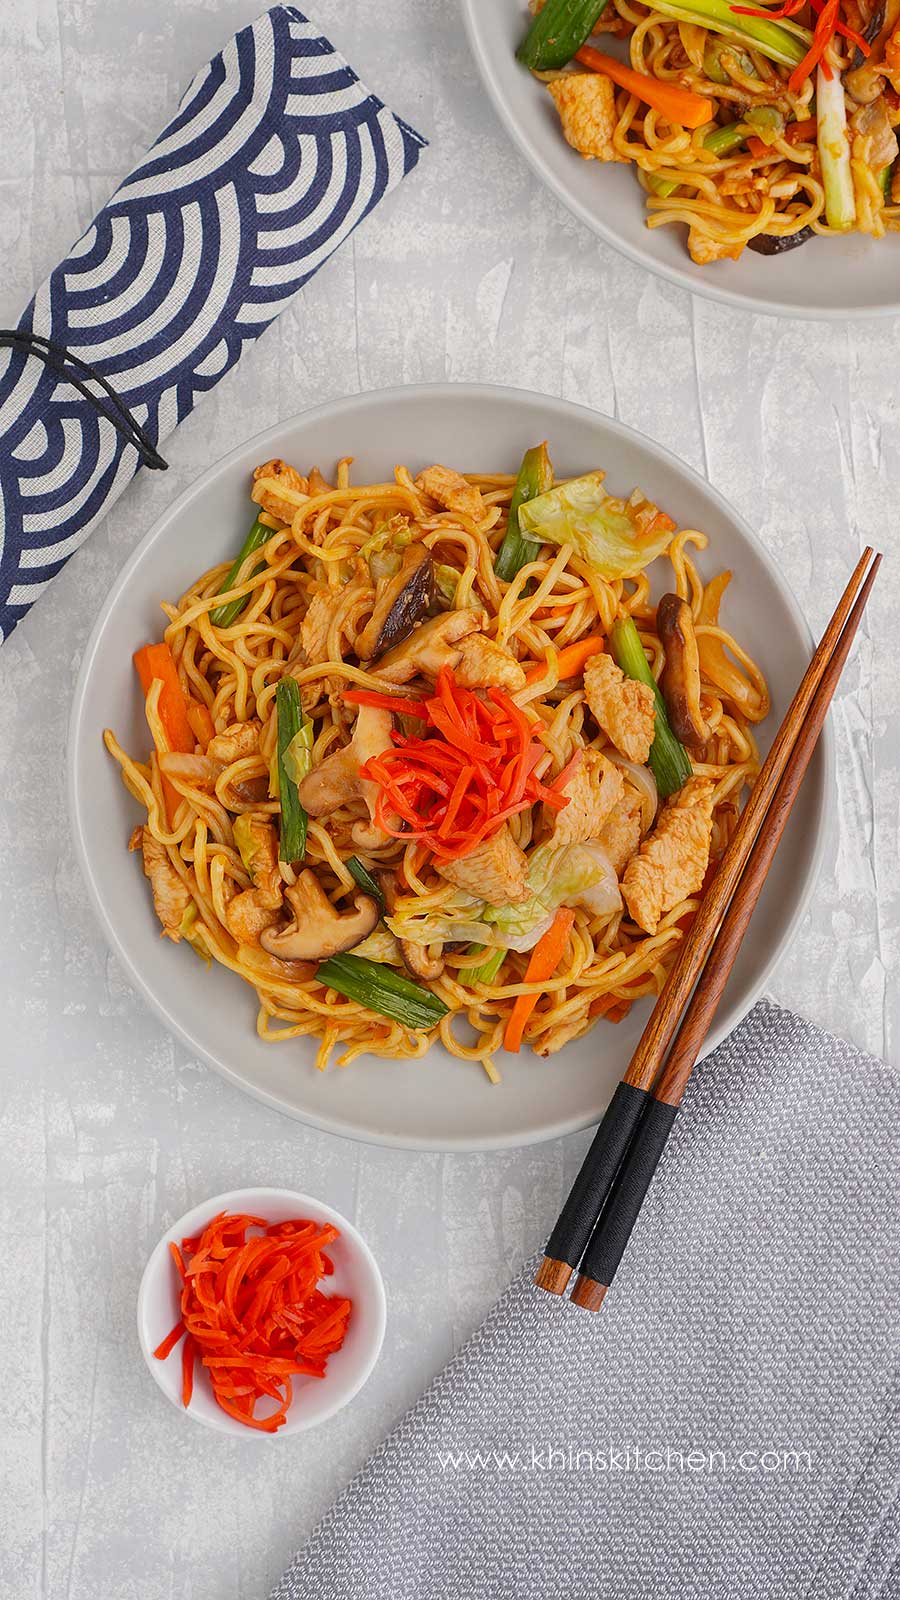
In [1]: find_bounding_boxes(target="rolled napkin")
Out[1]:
[273,1001,900,1600]
[0,5,425,644]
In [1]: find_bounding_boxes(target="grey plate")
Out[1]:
[460,0,900,320]
[68,383,832,1150]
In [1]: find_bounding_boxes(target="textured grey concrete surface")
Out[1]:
[0,2,896,1597]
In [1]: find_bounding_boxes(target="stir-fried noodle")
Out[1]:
[106,452,769,1082]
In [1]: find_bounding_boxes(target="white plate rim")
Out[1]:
[459,0,900,322]
[67,380,834,1151]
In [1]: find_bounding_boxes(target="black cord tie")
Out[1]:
[0,328,168,471]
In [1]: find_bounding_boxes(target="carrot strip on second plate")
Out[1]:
[134,642,195,752]
[134,641,196,821]
[575,45,712,130]
[524,633,605,686]
[503,907,577,1054]
[186,701,216,750]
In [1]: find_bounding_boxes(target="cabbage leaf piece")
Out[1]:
[517,472,676,581]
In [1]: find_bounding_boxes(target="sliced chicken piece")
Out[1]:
[885,15,900,72]
[225,888,283,947]
[307,466,334,497]
[140,830,191,940]
[622,777,715,934]
[546,748,623,848]
[547,73,623,162]
[251,458,308,524]
[236,815,282,906]
[597,789,644,876]
[584,652,655,764]
[207,720,261,764]
[300,588,346,667]
[375,610,484,684]
[454,634,526,692]
[687,229,744,265]
[437,824,529,906]
[160,723,263,796]
[415,465,486,523]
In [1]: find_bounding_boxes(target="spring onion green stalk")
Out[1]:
[275,677,307,864]
[316,953,449,1030]
[879,162,893,199]
[465,945,506,986]
[817,58,856,231]
[647,0,808,69]
[610,616,692,799]
[495,442,555,582]
[209,517,271,627]
[346,856,384,906]
[517,0,609,69]
[646,172,681,199]
[703,121,749,157]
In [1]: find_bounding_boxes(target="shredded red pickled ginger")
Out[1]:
[345,666,571,863]
[153,1211,351,1433]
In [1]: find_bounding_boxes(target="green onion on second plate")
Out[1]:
[275,676,308,863]
[346,856,385,906]
[316,953,449,1030]
[209,517,272,628]
[464,945,506,986]
[494,442,554,582]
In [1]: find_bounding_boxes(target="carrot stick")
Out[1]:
[786,116,817,143]
[575,44,712,130]
[134,642,196,821]
[134,643,195,752]
[186,701,216,750]
[504,907,577,1053]
[524,632,605,686]
[589,992,632,1022]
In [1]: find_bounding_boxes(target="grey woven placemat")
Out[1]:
[272,1001,900,1600]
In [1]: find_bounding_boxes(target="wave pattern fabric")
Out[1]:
[272,1001,900,1600]
[0,4,425,643]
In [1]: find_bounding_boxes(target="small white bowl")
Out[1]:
[137,1187,386,1436]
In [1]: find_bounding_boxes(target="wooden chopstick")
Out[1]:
[568,550,881,1312]
[536,547,877,1297]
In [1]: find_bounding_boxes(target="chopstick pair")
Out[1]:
[536,547,882,1312]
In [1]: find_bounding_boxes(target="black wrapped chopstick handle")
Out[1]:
[577,1097,679,1292]
[544,1081,650,1268]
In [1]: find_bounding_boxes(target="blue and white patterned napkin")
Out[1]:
[0,5,425,643]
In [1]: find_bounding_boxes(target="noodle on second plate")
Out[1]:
[525,0,900,263]
[105,449,769,1082]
